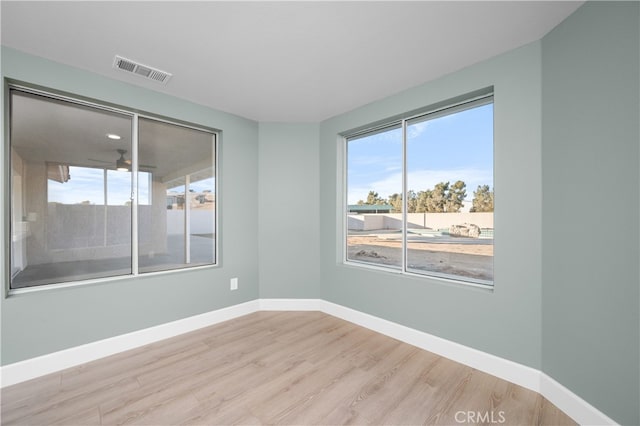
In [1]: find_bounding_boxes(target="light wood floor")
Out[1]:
[1,311,576,425]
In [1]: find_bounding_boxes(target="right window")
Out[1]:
[346,95,494,286]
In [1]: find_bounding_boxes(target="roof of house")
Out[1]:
[348,204,394,213]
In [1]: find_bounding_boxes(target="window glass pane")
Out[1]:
[48,166,106,250]
[346,125,402,269]
[405,102,494,283]
[138,118,216,273]
[105,170,133,246]
[10,90,133,289]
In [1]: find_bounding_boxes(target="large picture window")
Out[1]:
[8,87,217,290]
[346,95,494,286]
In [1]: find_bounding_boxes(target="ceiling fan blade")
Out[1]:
[124,160,156,168]
[90,153,156,170]
[123,159,156,169]
[87,158,112,164]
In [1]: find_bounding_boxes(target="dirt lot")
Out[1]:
[347,234,493,281]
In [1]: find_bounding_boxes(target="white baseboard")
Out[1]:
[0,300,260,388]
[0,297,617,425]
[540,372,617,425]
[259,298,322,311]
[317,300,616,425]
[318,300,541,393]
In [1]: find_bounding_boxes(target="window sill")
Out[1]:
[340,260,494,291]
[6,263,218,298]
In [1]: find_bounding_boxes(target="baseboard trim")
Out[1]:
[259,298,322,311]
[318,300,541,392]
[540,372,617,425]
[0,299,260,387]
[0,297,616,425]
[317,300,616,425]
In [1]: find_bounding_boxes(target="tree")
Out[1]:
[388,193,403,213]
[410,181,467,213]
[406,190,417,213]
[428,182,449,212]
[470,185,494,212]
[415,189,432,213]
[445,180,466,213]
[365,190,386,205]
[355,182,468,213]
[356,191,386,205]
[386,191,422,213]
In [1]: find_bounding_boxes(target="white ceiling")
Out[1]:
[1,1,583,122]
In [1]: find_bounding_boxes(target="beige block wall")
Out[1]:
[349,212,493,231]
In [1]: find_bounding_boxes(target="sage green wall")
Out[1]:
[319,42,543,369]
[258,123,320,298]
[541,2,640,424]
[0,47,260,365]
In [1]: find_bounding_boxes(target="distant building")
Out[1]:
[166,190,215,210]
[348,204,393,214]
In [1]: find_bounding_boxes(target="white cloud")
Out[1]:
[348,172,403,204]
[406,120,430,139]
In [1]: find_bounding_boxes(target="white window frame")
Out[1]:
[342,92,494,289]
[5,84,219,296]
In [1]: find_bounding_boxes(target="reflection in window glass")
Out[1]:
[105,170,151,206]
[48,166,104,205]
[8,87,217,290]
[346,126,402,269]
[47,166,107,250]
[10,90,133,288]
[138,118,216,273]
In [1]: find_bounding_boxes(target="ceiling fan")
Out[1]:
[88,149,156,171]
[116,149,130,171]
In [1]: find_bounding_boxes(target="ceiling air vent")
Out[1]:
[112,55,172,85]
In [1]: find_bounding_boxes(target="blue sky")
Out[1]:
[49,167,154,205]
[347,103,494,206]
[48,167,215,206]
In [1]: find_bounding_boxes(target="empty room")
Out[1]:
[1,1,639,425]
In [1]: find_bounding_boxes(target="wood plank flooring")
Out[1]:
[1,311,576,425]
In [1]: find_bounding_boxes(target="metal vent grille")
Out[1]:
[113,55,172,84]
